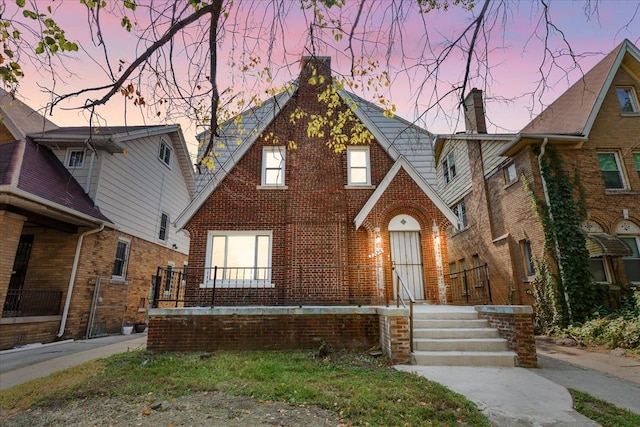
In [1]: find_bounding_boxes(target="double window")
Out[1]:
[262,147,286,186]
[616,87,639,114]
[597,152,625,189]
[347,146,371,186]
[112,239,130,280]
[443,151,456,184]
[159,139,173,168]
[205,231,272,286]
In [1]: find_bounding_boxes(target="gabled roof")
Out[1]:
[353,156,458,229]
[500,39,640,156]
[31,124,196,196]
[177,80,437,229]
[0,88,58,140]
[0,137,111,226]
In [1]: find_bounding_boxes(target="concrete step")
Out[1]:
[412,310,479,320]
[412,350,517,367]
[414,338,509,352]
[413,327,500,339]
[413,319,489,329]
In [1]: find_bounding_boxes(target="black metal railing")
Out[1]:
[152,265,387,308]
[446,263,492,305]
[393,267,415,352]
[2,289,63,317]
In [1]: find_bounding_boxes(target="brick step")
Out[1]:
[413,319,489,329]
[412,350,517,367]
[413,327,500,339]
[414,338,509,352]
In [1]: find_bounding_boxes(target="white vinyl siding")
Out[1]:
[94,134,191,254]
[54,149,101,197]
[437,140,472,206]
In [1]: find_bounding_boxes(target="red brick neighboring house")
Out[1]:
[435,39,640,307]
[175,57,459,307]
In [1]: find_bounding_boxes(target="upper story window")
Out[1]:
[67,150,85,168]
[616,87,639,113]
[158,212,169,242]
[452,200,467,231]
[443,151,456,184]
[262,146,285,186]
[347,146,370,186]
[520,240,536,277]
[597,152,625,189]
[621,236,640,284]
[504,162,517,184]
[158,139,173,168]
[112,238,130,280]
[634,152,640,180]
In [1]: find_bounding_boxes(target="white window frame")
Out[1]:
[520,240,536,278]
[597,152,626,190]
[112,238,131,280]
[347,146,371,186]
[588,256,611,284]
[621,236,640,284]
[158,138,173,169]
[452,200,467,231]
[616,87,639,114]
[443,151,456,185]
[203,230,273,288]
[66,149,85,168]
[158,212,169,242]
[262,146,286,186]
[504,162,517,184]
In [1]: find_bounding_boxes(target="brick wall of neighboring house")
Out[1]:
[0,211,26,311]
[186,60,450,305]
[476,305,537,368]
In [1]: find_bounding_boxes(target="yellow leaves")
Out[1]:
[288,140,298,150]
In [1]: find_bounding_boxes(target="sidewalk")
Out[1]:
[0,333,147,390]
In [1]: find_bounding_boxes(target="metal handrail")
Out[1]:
[393,267,415,352]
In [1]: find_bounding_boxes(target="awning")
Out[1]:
[585,233,632,257]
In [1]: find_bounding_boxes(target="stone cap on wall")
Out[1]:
[474,305,534,314]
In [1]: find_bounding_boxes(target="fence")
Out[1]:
[446,263,492,305]
[152,265,388,308]
[2,289,63,318]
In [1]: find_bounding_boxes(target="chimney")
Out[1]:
[463,88,487,134]
[299,56,332,87]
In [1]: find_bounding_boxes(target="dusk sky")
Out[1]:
[9,0,640,160]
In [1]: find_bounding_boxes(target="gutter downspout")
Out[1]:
[57,223,105,338]
[537,138,572,320]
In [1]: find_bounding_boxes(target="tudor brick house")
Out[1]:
[435,39,640,307]
[174,57,459,307]
[0,90,194,349]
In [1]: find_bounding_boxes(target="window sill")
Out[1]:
[604,189,638,195]
[200,281,275,289]
[256,185,288,190]
[451,225,470,237]
[503,179,519,190]
[521,276,536,284]
[110,278,129,285]
[344,185,376,189]
[620,112,640,117]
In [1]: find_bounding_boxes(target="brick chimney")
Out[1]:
[463,88,487,134]
[299,56,332,87]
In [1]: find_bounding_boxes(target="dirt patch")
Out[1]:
[4,391,343,427]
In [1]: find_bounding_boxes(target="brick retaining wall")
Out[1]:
[148,306,411,363]
[475,305,537,368]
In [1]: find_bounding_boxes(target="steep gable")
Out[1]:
[0,88,58,140]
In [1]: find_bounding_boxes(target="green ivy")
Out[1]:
[525,144,597,325]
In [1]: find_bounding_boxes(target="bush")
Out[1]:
[567,290,640,351]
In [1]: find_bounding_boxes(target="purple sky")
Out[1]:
[12,0,640,160]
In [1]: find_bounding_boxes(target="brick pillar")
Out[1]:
[0,211,26,310]
[378,307,411,364]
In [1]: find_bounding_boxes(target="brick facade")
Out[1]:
[185,58,452,306]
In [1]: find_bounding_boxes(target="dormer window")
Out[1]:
[616,87,639,114]
[67,150,85,168]
[443,151,456,184]
[159,139,173,168]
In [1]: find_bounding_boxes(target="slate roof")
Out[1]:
[0,137,111,224]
